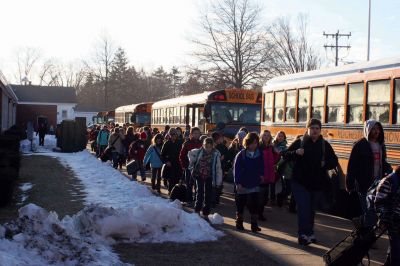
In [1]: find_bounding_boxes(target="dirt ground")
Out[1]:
[0,155,279,266]
[0,155,85,224]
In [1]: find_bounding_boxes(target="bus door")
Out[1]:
[187,104,204,130]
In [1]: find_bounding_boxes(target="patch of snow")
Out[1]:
[20,182,33,192]
[208,213,224,225]
[18,183,34,205]
[20,135,58,154]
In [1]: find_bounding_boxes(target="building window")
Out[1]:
[62,110,67,119]
[348,83,364,124]
[274,91,284,122]
[263,92,273,122]
[285,90,296,122]
[395,79,400,124]
[327,84,345,123]
[298,88,309,122]
[367,80,390,123]
[311,87,324,120]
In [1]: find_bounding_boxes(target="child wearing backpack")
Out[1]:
[143,133,164,193]
[233,132,263,233]
[188,137,222,220]
[374,165,400,266]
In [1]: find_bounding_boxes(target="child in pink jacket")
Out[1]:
[258,130,280,220]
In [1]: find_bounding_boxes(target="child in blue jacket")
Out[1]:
[144,134,164,192]
[234,132,264,233]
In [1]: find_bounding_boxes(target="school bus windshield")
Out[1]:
[135,113,151,124]
[210,102,260,125]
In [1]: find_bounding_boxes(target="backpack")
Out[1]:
[324,174,399,266]
[170,182,187,202]
[99,135,119,162]
[367,172,399,217]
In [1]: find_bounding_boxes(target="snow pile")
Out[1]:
[20,135,223,243]
[0,204,129,266]
[68,202,218,243]
[19,183,33,192]
[208,213,224,225]
[20,135,58,153]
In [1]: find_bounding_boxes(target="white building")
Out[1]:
[0,72,18,132]
[75,109,100,126]
[11,84,77,129]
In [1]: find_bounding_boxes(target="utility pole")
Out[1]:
[323,31,351,66]
[367,0,371,61]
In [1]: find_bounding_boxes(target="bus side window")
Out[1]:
[312,87,324,120]
[327,84,345,123]
[285,90,296,122]
[367,80,390,124]
[395,79,400,124]
[348,83,364,124]
[181,106,185,124]
[298,88,309,122]
[264,92,273,122]
[274,91,284,122]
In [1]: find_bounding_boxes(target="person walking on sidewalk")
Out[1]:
[283,119,338,245]
[179,127,202,204]
[97,125,110,157]
[143,133,164,192]
[258,130,280,221]
[375,166,400,266]
[188,137,223,220]
[346,120,392,229]
[128,133,147,181]
[161,128,183,194]
[213,132,229,205]
[37,122,47,146]
[108,127,125,169]
[234,132,264,233]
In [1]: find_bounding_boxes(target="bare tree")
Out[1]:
[86,32,116,109]
[37,59,86,90]
[193,0,272,88]
[38,59,55,85]
[267,14,321,76]
[14,47,42,84]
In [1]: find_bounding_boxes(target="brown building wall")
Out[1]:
[16,104,57,129]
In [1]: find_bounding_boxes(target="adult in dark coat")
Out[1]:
[346,120,392,228]
[161,128,183,194]
[37,123,47,146]
[284,119,338,246]
[124,127,136,154]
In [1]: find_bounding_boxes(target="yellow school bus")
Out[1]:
[115,102,153,128]
[151,88,262,138]
[261,57,400,176]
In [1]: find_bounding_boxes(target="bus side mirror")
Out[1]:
[130,114,136,123]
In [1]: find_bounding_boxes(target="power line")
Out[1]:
[323,30,351,66]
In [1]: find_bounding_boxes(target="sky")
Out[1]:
[0,0,399,83]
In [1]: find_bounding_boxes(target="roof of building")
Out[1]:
[11,84,77,104]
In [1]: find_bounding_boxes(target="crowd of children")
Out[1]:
[87,119,400,263]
